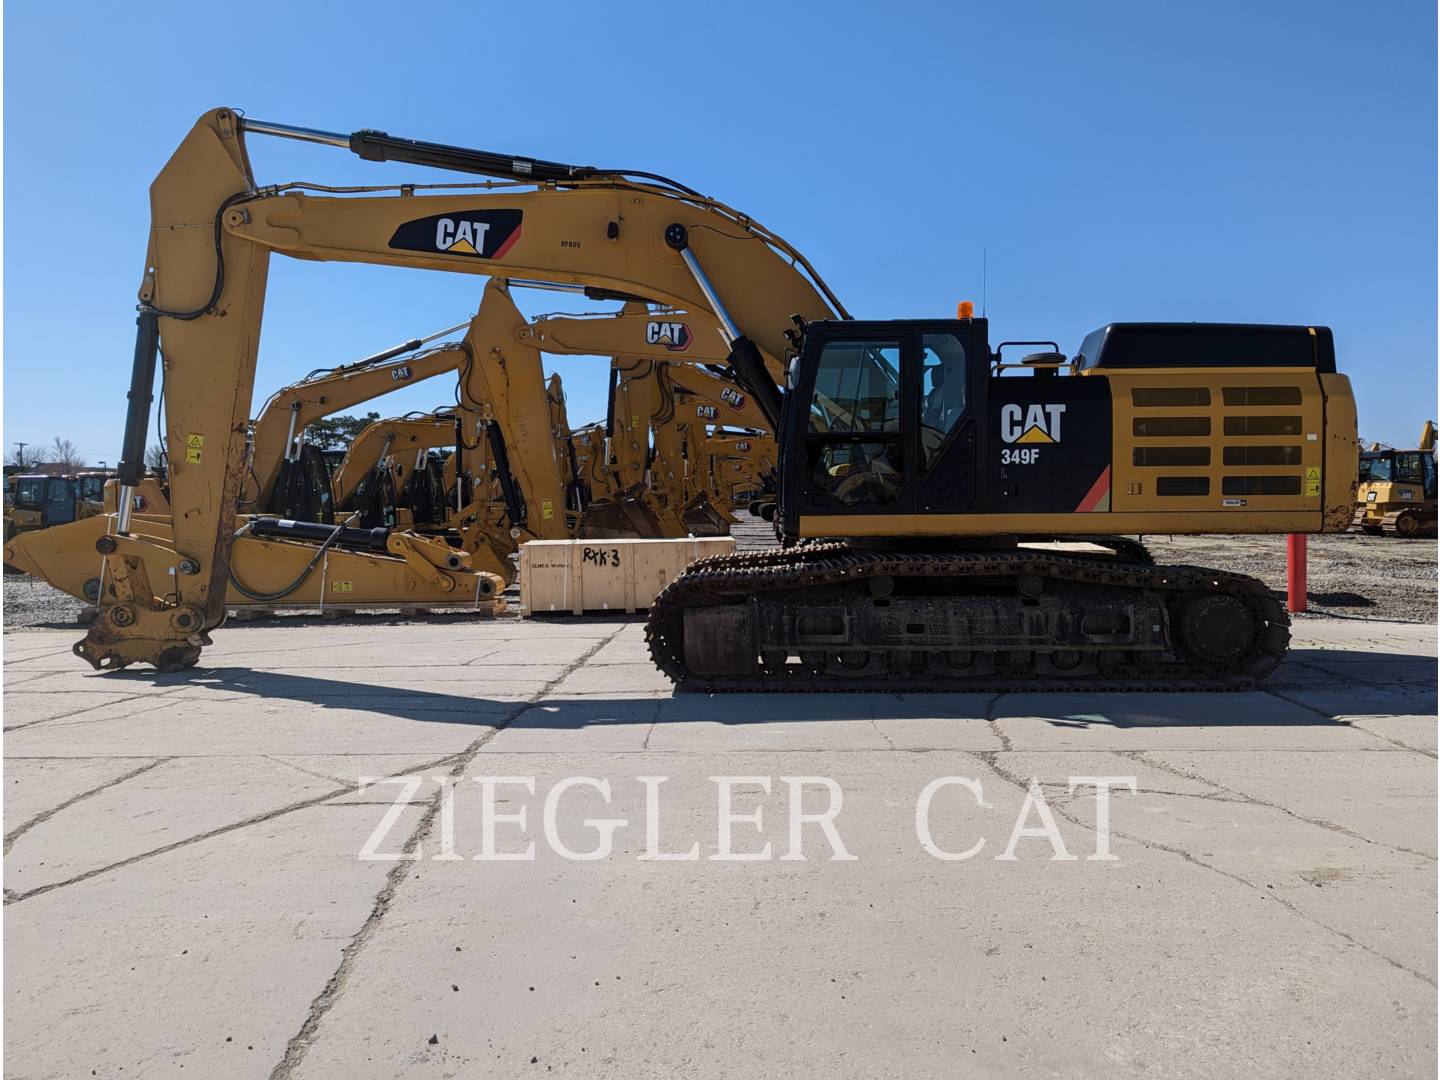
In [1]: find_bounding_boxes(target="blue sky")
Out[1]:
[4,0,1434,464]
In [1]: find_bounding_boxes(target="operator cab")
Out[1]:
[780,319,985,526]
[1359,449,1437,498]
[12,475,81,528]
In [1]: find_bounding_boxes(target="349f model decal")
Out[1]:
[998,404,1066,465]
[388,210,523,260]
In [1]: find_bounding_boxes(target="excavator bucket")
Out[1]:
[4,515,117,600]
[680,494,733,537]
[579,492,668,539]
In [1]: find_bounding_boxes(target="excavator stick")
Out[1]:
[82,108,270,671]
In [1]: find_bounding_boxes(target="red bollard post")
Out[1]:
[1286,533,1307,613]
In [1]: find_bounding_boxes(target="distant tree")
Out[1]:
[49,437,86,471]
[304,412,382,451]
[6,443,51,467]
[145,444,168,478]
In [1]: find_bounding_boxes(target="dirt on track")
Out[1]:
[3,526,1435,632]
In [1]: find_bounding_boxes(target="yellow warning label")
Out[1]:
[331,581,353,593]
[541,500,554,520]
[185,432,204,464]
[1305,466,1321,496]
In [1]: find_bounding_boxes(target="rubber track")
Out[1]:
[645,545,1289,693]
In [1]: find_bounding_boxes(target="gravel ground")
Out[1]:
[729,518,1437,624]
[1143,532,1437,624]
[4,525,1434,631]
[2,572,89,631]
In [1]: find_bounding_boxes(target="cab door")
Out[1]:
[788,330,913,524]
[912,328,981,514]
[44,479,78,526]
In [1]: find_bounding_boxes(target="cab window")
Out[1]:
[808,340,901,433]
[14,478,43,508]
[1394,452,1426,485]
[919,332,968,469]
[807,338,903,507]
[45,479,77,523]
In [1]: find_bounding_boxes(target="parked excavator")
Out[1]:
[7,290,771,610]
[3,471,115,566]
[104,317,475,523]
[1352,421,1437,537]
[686,429,773,511]
[605,354,772,535]
[329,408,480,526]
[70,109,1354,688]
[5,474,83,540]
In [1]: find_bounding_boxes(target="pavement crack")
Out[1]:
[984,693,1012,752]
[2,747,472,906]
[1344,717,1440,759]
[1126,750,1437,863]
[268,624,627,1080]
[3,667,250,733]
[263,756,356,788]
[3,757,172,854]
[3,694,149,733]
[977,751,1436,988]
[642,698,662,751]
[1265,688,1438,760]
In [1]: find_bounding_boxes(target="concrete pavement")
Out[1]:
[3,616,1436,1078]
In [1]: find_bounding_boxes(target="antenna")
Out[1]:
[981,248,988,318]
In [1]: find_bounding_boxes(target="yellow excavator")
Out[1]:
[109,317,475,522]
[67,109,1353,688]
[7,292,771,609]
[6,475,81,538]
[687,429,773,511]
[1352,421,1437,537]
[329,408,479,525]
[5,471,114,541]
[606,355,771,535]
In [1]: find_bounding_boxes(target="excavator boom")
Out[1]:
[249,322,472,501]
[82,108,838,670]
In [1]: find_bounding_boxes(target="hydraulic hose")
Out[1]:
[227,518,346,602]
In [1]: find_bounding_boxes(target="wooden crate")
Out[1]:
[519,536,735,615]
